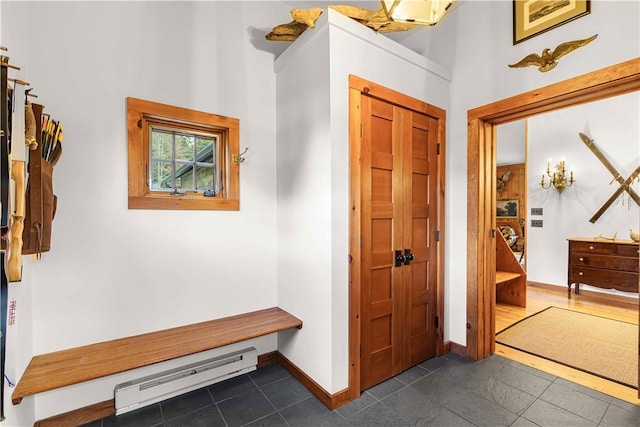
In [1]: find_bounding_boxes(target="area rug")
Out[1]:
[496,306,638,389]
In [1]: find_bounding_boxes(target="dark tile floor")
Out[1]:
[82,353,640,426]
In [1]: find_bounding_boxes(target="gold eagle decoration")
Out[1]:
[508,34,598,72]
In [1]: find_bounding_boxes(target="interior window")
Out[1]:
[127,97,240,210]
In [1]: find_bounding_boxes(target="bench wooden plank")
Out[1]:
[495,270,521,285]
[12,307,302,404]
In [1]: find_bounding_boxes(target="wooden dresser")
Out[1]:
[567,238,639,298]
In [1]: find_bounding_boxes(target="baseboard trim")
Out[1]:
[528,281,638,306]
[33,352,279,427]
[275,351,351,410]
[449,341,466,356]
[33,399,115,427]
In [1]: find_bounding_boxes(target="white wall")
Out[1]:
[276,9,451,394]
[1,1,291,423]
[399,0,640,345]
[527,92,640,290]
[275,14,335,391]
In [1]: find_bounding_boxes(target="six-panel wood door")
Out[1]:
[360,94,438,390]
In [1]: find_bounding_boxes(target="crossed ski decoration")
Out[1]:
[579,133,640,223]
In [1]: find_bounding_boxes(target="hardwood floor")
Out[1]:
[496,283,640,405]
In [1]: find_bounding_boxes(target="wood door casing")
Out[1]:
[359,94,439,390]
[465,58,640,397]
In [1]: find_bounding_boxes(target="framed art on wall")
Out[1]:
[513,0,591,44]
[497,200,519,218]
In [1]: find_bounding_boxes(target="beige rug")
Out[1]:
[496,306,638,389]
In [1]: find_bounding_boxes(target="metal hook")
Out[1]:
[232,147,249,164]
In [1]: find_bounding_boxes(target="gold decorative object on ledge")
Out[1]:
[266,5,418,42]
[541,158,574,193]
[508,34,597,72]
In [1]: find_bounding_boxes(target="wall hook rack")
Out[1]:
[232,147,249,164]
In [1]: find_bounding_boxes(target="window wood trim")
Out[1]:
[127,97,239,210]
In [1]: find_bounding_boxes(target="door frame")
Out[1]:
[348,75,447,399]
[466,57,640,391]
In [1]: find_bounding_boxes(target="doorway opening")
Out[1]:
[466,58,640,398]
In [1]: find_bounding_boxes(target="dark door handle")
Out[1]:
[394,250,406,267]
[404,249,414,265]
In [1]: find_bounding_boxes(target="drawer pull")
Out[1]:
[579,272,584,276]
[579,257,584,262]
[589,245,594,250]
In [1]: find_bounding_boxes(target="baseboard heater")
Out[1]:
[115,347,257,415]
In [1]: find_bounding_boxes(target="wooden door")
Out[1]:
[360,94,438,390]
[404,111,439,367]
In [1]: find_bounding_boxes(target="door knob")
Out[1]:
[395,250,406,267]
[404,249,414,265]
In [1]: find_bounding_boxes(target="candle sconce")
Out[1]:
[541,158,575,193]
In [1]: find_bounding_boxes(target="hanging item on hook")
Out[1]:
[232,147,249,164]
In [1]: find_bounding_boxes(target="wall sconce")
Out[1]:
[380,0,455,26]
[541,158,575,192]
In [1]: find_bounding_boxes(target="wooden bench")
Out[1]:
[495,271,522,286]
[496,231,526,307]
[13,307,302,405]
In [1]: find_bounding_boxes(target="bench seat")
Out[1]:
[13,307,302,404]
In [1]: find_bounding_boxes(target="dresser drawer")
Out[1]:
[570,241,613,255]
[571,254,639,272]
[617,244,640,257]
[570,266,639,293]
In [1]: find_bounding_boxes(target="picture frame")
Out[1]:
[497,200,519,218]
[513,0,591,45]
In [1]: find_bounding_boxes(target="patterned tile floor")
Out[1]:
[82,353,640,426]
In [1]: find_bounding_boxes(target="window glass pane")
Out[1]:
[148,126,217,193]
[175,161,195,191]
[151,130,172,161]
[196,137,215,164]
[151,160,173,190]
[196,165,215,191]
[175,134,194,162]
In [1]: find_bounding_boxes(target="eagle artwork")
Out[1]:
[508,34,597,72]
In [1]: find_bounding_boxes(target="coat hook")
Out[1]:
[232,147,249,164]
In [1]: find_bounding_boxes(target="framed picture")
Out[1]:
[513,0,591,44]
[497,200,519,218]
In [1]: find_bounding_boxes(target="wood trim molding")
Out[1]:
[528,281,639,306]
[466,57,640,362]
[275,352,351,410]
[34,400,115,427]
[449,341,466,357]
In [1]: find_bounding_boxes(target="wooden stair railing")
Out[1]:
[496,231,527,307]
[12,307,302,405]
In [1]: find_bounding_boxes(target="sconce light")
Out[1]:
[541,158,575,192]
[380,0,455,26]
